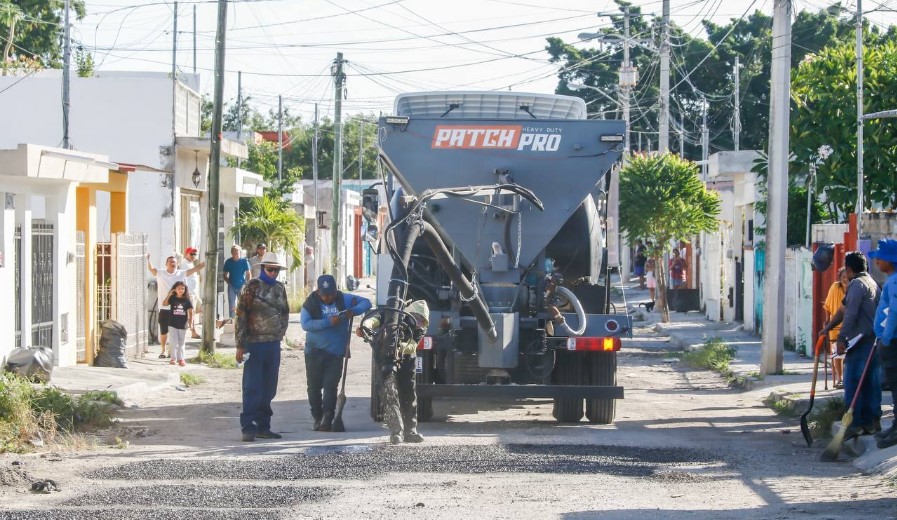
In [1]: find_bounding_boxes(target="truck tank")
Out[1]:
[368,91,631,424]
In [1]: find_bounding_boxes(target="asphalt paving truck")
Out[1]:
[365,91,630,424]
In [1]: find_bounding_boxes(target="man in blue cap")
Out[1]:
[871,238,897,448]
[300,274,371,431]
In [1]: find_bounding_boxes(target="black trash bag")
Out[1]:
[94,320,129,369]
[346,275,360,291]
[5,346,54,382]
[812,243,835,272]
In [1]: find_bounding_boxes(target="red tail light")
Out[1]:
[417,336,434,351]
[566,337,621,352]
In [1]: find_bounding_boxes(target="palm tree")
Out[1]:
[230,195,305,270]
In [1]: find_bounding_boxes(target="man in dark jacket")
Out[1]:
[300,274,372,431]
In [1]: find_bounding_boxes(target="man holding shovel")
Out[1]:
[822,251,882,441]
[870,239,897,448]
[300,274,371,432]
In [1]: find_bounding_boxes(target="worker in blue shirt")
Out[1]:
[871,238,897,448]
[300,274,372,432]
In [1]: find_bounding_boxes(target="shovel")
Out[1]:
[821,341,878,462]
[331,317,353,433]
[800,335,826,447]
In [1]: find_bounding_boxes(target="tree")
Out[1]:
[619,154,721,322]
[0,0,86,67]
[230,195,305,270]
[791,40,897,217]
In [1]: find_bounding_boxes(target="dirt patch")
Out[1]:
[0,463,32,487]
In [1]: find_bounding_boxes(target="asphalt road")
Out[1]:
[1,326,896,519]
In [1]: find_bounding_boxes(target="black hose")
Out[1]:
[420,221,497,341]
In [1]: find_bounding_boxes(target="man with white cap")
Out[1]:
[147,253,206,358]
[235,251,290,442]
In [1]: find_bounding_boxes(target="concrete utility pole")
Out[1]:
[277,94,283,183]
[312,103,319,285]
[201,0,228,355]
[734,56,741,151]
[658,0,670,153]
[620,6,636,154]
[62,0,71,149]
[855,0,865,233]
[358,121,364,181]
[761,0,792,375]
[331,52,346,283]
[679,113,685,157]
[236,71,243,141]
[701,97,709,179]
[171,1,178,143]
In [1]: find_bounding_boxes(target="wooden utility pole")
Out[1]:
[761,0,792,375]
[330,52,345,283]
[201,0,228,355]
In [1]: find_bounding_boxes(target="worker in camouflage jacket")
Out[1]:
[235,252,290,442]
[358,299,429,444]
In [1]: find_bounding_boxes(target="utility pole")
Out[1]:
[202,0,228,355]
[701,97,709,179]
[331,52,346,283]
[620,6,635,155]
[277,94,283,183]
[236,70,243,141]
[193,5,197,76]
[855,0,865,233]
[62,0,71,149]
[733,56,741,151]
[679,113,685,157]
[761,0,792,375]
[312,103,319,285]
[171,1,178,142]
[658,0,670,152]
[358,121,364,181]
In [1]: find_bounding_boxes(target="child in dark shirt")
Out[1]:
[163,281,194,367]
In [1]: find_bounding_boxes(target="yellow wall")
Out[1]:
[75,187,97,364]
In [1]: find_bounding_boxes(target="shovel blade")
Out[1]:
[800,415,813,447]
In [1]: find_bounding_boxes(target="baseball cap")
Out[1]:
[257,243,267,249]
[185,247,198,255]
[317,274,337,296]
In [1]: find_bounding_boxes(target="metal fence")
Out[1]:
[76,231,86,363]
[112,233,148,355]
[31,222,54,349]
[97,242,112,326]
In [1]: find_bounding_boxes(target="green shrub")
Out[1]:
[682,337,737,372]
[180,373,207,387]
[190,350,237,369]
[809,397,847,439]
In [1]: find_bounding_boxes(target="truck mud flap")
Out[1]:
[415,384,623,399]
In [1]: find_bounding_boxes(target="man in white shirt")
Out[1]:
[180,247,203,339]
[148,253,206,358]
[248,243,267,279]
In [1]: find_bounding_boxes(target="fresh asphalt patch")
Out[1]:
[89,444,724,481]
[64,484,330,508]
[0,509,283,520]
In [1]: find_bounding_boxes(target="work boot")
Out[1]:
[863,418,882,435]
[316,412,333,432]
[256,431,282,439]
[877,429,897,449]
[312,414,323,431]
[241,431,255,442]
[404,430,425,443]
[389,433,402,445]
[875,421,897,440]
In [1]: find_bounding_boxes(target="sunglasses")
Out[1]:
[264,266,281,273]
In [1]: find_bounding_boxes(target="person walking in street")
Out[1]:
[668,248,687,290]
[162,281,193,367]
[147,253,206,358]
[248,243,267,279]
[235,252,291,442]
[870,239,897,448]
[821,251,882,440]
[223,245,252,321]
[822,267,849,388]
[645,256,657,303]
[634,239,647,290]
[180,247,203,339]
[301,274,372,432]
[358,299,429,444]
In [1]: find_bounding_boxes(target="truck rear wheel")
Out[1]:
[416,351,434,422]
[585,351,616,424]
[552,350,584,423]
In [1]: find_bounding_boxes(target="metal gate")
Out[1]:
[31,222,54,348]
[13,225,21,345]
[76,231,86,363]
[112,233,148,355]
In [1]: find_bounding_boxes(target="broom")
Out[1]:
[821,340,877,462]
[331,317,353,433]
